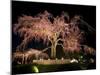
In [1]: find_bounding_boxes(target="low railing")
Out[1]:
[33,59,72,65]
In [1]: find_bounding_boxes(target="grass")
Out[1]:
[12,60,96,74]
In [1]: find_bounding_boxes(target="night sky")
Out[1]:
[12,1,96,51]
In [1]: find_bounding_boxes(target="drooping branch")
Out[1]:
[57,43,64,50]
[42,46,51,52]
[56,38,63,43]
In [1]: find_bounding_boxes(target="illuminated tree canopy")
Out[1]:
[13,10,95,59]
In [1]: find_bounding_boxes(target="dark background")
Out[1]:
[12,1,96,52]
